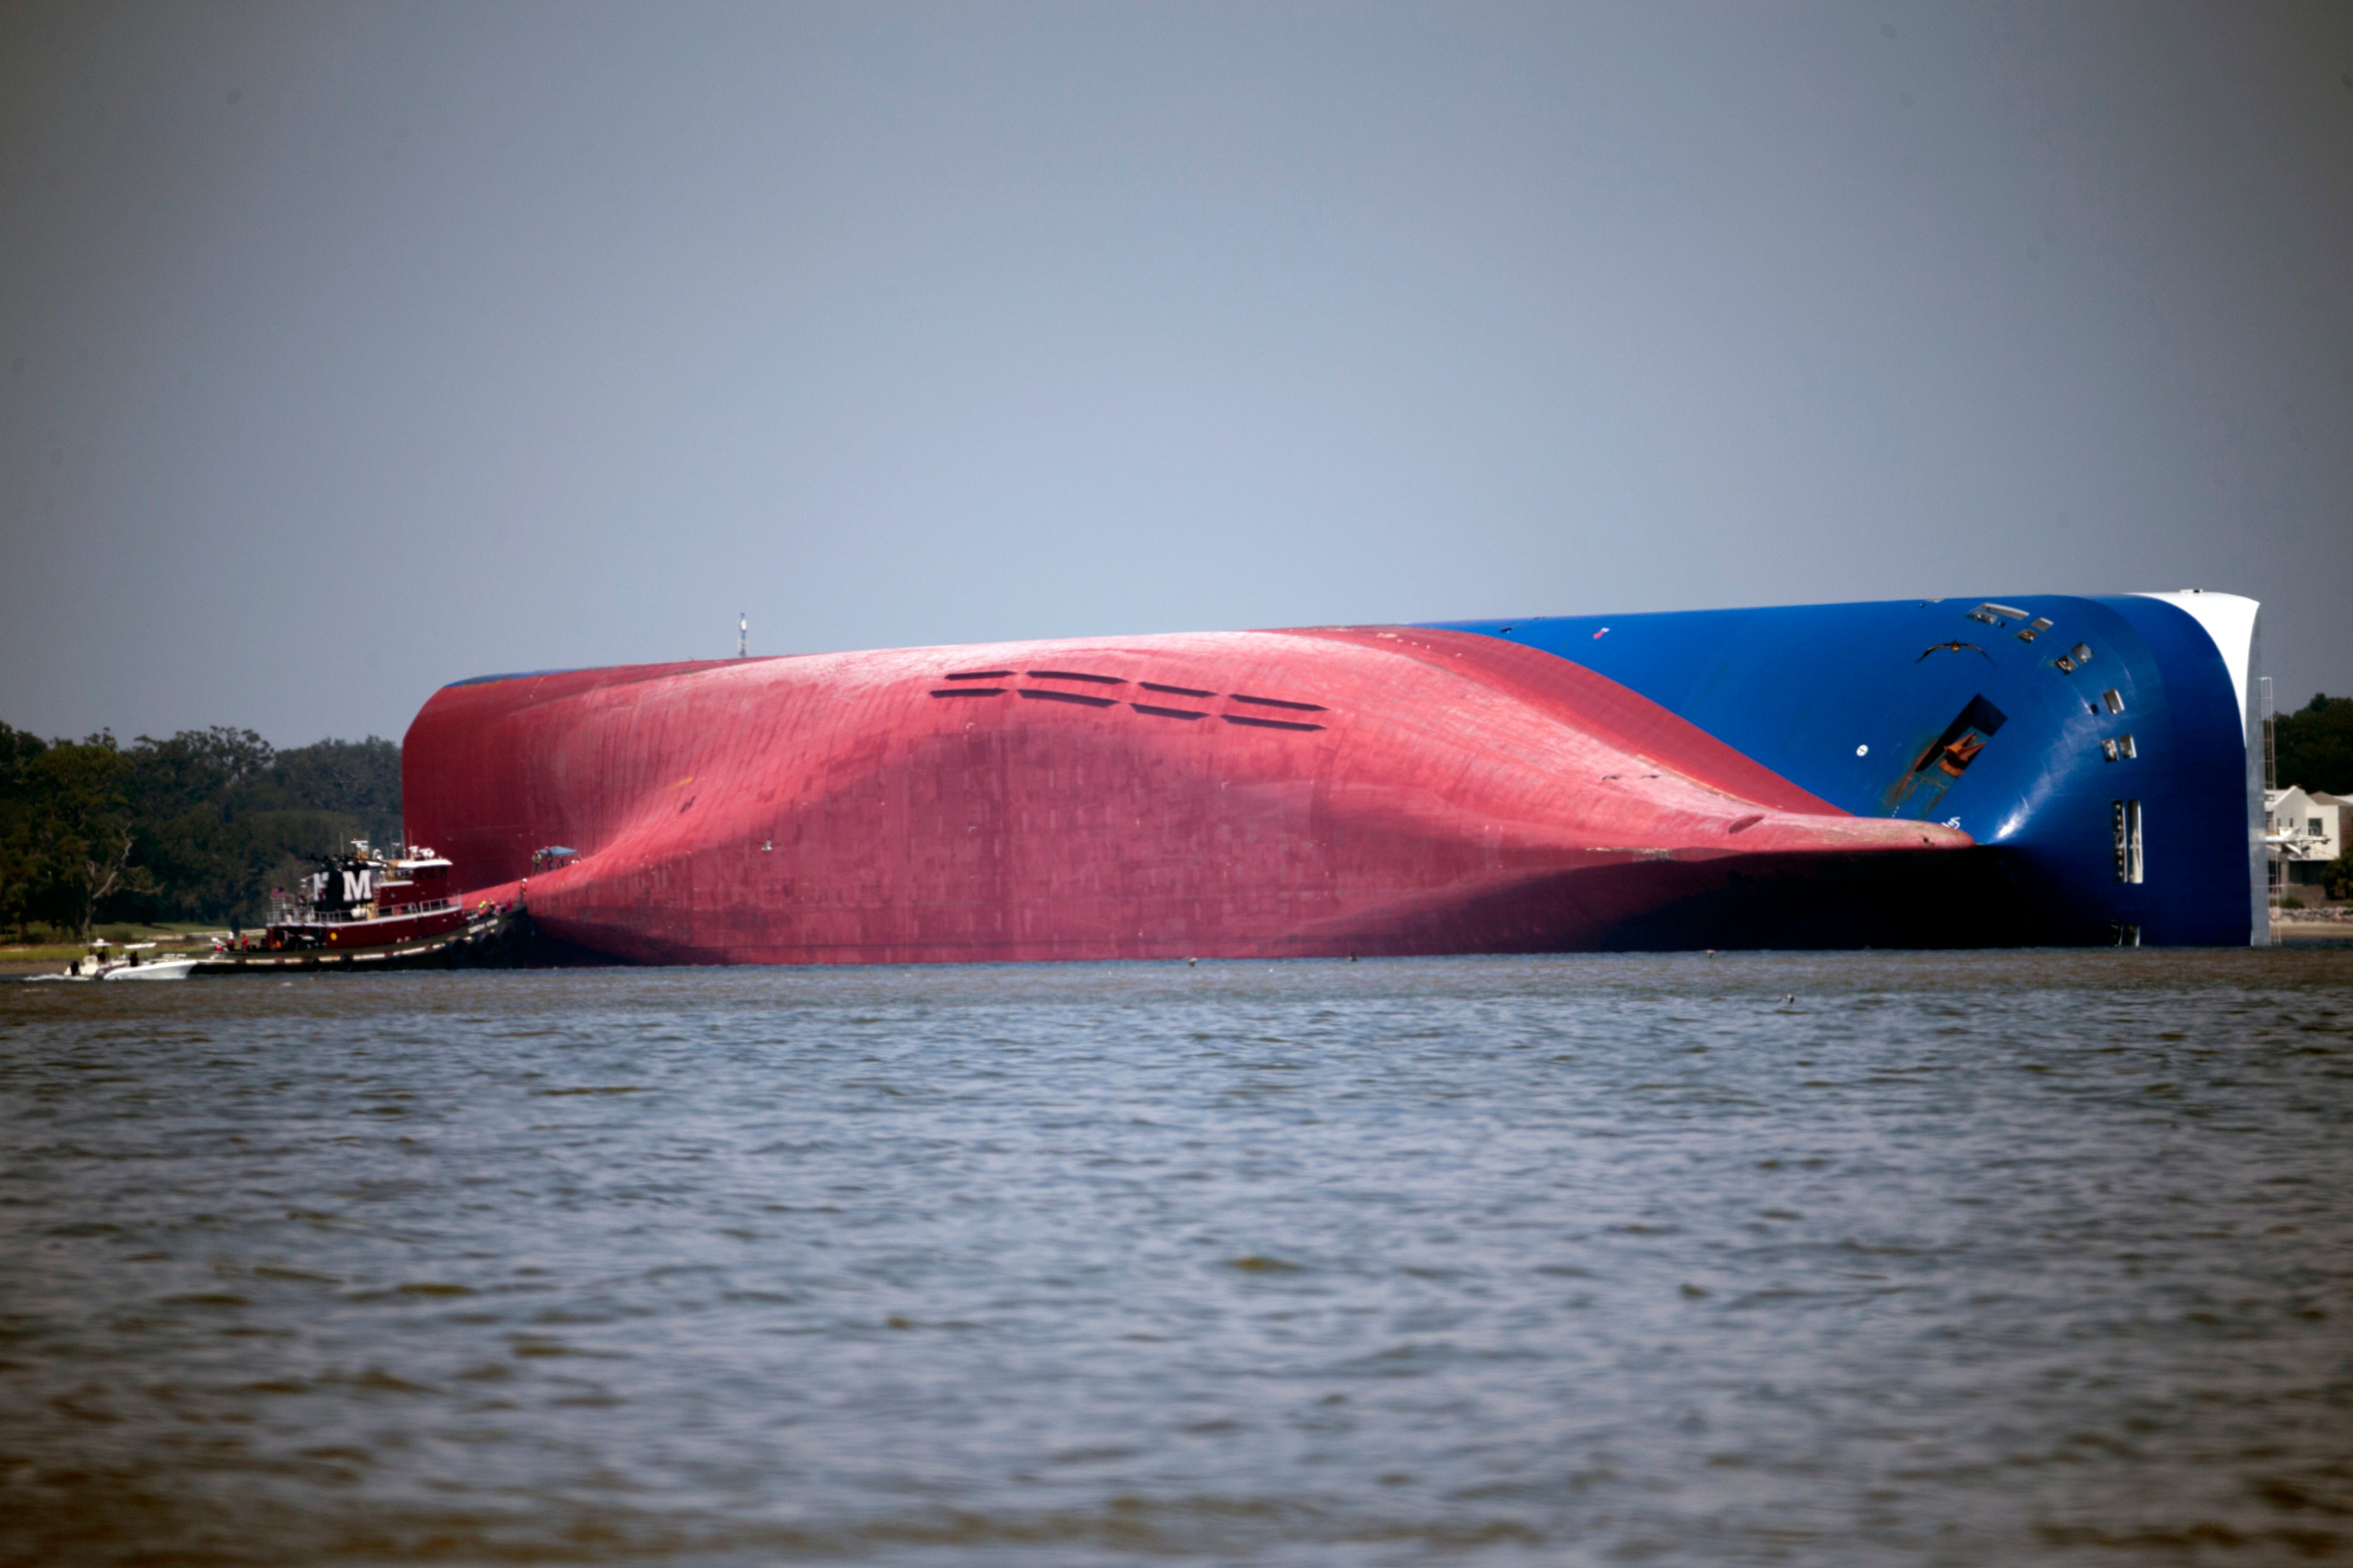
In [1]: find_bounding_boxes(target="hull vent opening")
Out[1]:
[1027,670,1125,684]
[944,670,1013,681]
[1224,715,1324,733]
[2112,800,2144,884]
[1232,694,1328,713]
[1140,681,1215,698]
[1133,703,1210,721]
[1019,689,1118,708]
[930,688,1007,698]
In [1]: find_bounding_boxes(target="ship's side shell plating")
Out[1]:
[405,594,2258,960]
[405,625,1982,963]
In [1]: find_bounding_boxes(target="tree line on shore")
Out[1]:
[0,723,402,940]
[2277,693,2353,798]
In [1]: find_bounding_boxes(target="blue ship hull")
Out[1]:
[1423,593,2264,947]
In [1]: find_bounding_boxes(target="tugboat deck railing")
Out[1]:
[270,897,459,928]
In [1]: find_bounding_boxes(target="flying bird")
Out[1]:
[1917,641,1991,663]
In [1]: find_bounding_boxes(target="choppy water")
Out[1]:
[3,950,2350,1567]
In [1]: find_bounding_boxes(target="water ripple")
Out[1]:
[2,948,2349,1565]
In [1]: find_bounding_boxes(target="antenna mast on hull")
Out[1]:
[737,613,748,660]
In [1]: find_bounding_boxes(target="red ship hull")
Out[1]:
[402,627,1972,964]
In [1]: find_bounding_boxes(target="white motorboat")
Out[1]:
[101,954,200,981]
[23,940,200,983]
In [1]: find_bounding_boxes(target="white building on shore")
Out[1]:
[2265,786,2347,887]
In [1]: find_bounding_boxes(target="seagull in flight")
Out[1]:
[1917,641,1991,663]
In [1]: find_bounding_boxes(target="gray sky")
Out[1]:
[4,1,2349,746]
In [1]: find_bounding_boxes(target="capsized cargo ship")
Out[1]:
[402,593,2264,962]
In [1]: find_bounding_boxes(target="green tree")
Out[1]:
[2276,694,2353,795]
[0,723,51,939]
[114,730,402,928]
[20,735,154,938]
[0,720,402,935]
[262,737,403,848]
[124,727,275,819]
[118,728,282,927]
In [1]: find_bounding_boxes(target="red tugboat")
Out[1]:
[262,841,471,952]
